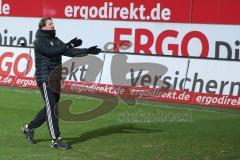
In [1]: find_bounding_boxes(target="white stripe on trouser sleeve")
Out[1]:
[43,83,56,140]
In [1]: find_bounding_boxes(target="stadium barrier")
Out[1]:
[0,0,240,108]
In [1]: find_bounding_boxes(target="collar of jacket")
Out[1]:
[35,29,56,39]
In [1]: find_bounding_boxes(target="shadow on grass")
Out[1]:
[36,123,162,145]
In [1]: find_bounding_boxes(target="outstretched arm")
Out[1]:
[62,48,88,57]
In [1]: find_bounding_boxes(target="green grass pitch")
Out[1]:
[0,86,240,160]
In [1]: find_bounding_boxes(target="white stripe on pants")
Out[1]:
[43,82,56,140]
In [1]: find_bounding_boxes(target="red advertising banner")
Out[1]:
[1,0,240,24]
[44,0,191,23]
[0,0,43,17]
[191,0,240,24]
[0,74,239,108]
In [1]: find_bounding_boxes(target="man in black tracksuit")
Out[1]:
[21,17,101,149]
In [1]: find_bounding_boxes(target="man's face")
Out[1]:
[42,19,54,30]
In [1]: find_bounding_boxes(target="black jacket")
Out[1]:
[34,29,87,85]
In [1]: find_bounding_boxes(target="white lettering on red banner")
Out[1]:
[64,2,171,22]
[0,0,10,15]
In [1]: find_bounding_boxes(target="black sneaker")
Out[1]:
[51,138,71,149]
[21,125,36,144]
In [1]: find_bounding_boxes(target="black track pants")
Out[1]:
[28,82,60,140]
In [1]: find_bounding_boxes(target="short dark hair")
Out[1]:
[38,17,52,29]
